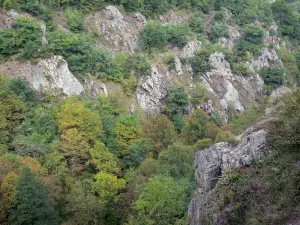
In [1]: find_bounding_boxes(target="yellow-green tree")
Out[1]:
[143,114,177,155]
[115,115,143,156]
[93,172,126,205]
[88,141,120,175]
[56,97,103,159]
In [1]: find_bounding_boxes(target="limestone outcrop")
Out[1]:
[85,6,145,53]
[0,56,84,95]
[202,52,264,121]
[251,48,280,71]
[188,107,276,224]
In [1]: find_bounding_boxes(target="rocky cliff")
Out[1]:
[187,97,286,224]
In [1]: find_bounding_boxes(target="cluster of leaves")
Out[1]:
[271,0,300,45]
[139,21,191,50]
[235,25,265,60]
[216,0,274,25]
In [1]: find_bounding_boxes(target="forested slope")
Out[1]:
[0,0,300,224]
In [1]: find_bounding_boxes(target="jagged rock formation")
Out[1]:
[250,48,280,71]
[188,106,276,224]
[136,66,171,115]
[83,75,108,97]
[0,10,19,29]
[85,6,145,53]
[181,38,202,58]
[158,10,188,25]
[0,56,84,95]
[202,52,265,121]
[219,25,241,49]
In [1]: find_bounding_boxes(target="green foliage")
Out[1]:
[93,171,126,205]
[47,30,113,78]
[9,167,59,225]
[215,131,238,144]
[231,63,255,76]
[139,21,191,50]
[261,67,284,90]
[115,115,143,156]
[231,106,264,135]
[235,25,265,59]
[165,87,189,115]
[143,0,168,17]
[89,141,120,174]
[158,142,194,179]
[219,0,273,25]
[65,8,84,32]
[0,16,43,59]
[20,107,57,143]
[134,175,191,225]
[269,90,300,152]
[166,24,191,47]
[189,48,212,75]
[190,83,208,106]
[121,0,143,12]
[123,139,154,168]
[56,97,103,160]
[139,21,167,50]
[143,114,177,152]
[10,78,37,106]
[172,114,185,133]
[12,134,51,158]
[182,109,210,145]
[2,0,18,9]
[195,138,212,149]
[189,12,205,33]
[64,179,104,225]
[211,24,229,43]
[271,0,300,42]
[277,48,300,83]
[122,74,138,96]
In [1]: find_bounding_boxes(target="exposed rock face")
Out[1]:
[136,67,171,115]
[174,56,183,75]
[181,38,202,58]
[158,10,188,25]
[85,6,145,53]
[0,10,20,29]
[0,56,84,95]
[83,75,108,97]
[219,25,241,49]
[251,48,279,71]
[188,109,275,224]
[202,52,264,121]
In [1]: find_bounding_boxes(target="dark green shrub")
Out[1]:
[189,48,212,74]
[172,114,185,133]
[65,8,84,32]
[214,11,224,21]
[165,87,189,115]
[195,138,212,149]
[211,24,229,43]
[260,67,284,89]
[139,21,167,50]
[47,30,113,78]
[10,78,37,105]
[232,63,255,76]
[235,25,264,58]
[271,0,300,41]
[277,49,300,84]
[215,131,238,144]
[166,24,191,47]
[189,12,205,33]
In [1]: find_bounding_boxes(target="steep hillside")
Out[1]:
[0,0,300,224]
